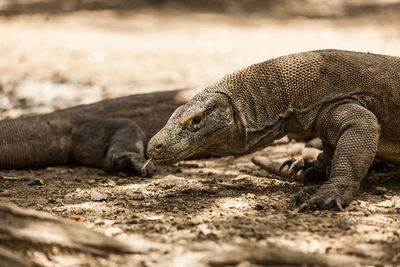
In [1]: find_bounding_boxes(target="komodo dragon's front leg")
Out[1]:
[294,102,380,210]
[72,118,155,177]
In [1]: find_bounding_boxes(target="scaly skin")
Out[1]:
[148,49,400,210]
[0,89,196,176]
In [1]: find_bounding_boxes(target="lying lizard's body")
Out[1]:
[0,89,194,176]
[148,49,400,210]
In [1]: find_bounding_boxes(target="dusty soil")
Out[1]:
[1,144,400,266]
[0,8,400,266]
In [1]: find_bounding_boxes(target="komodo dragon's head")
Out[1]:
[147,92,239,165]
[147,60,291,165]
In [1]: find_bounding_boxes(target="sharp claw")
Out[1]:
[299,195,324,211]
[290,194,301,206]
[299,202,309,212]
[295,182,353,211]
[288,159,306,178]
[291,197,300,206]
[335,198,344,211]
[279,158,296,173]
[289,199,297,208]
[300,194,347,211]
[319,196,332,209]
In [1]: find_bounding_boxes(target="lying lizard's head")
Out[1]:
[147,92,236,165]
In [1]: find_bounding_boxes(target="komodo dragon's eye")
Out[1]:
[192,116,202,125]
[182,112,204,126]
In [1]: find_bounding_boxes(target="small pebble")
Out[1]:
[90,190,107,201]
[117,178,128,184]
[375,186,387,193]
[363,210,372,216]
[88,179,96,184]
[131,192,144,200]
[0,189,11,197]
[107,180,116,187]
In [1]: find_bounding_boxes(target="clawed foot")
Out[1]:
[280,158,328,184]
[292,183,354,211]
[280,158,311,179]
[105,152,156,177]
[252,156,328,184]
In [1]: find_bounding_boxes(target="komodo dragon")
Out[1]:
[147,49,400,210]
[0,89,196,176]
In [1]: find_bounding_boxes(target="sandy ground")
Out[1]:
[0,9,399,266]
[1,9,399,114]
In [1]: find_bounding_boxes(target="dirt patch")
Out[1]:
[0,144,399,265]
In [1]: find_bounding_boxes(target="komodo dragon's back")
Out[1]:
[206,49,400,136]
[0,89,192,170]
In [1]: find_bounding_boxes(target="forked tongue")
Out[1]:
[141,158,153,171]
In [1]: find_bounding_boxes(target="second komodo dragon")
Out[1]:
[0,89,195,176]
[147,49,400,211]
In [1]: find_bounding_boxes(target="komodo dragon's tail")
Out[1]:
[0,114,72,169]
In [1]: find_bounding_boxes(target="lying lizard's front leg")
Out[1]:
[298,102,379,210]
[72,118,155,177]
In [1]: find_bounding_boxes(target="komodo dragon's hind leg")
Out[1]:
[252,141,334,184]
[283,140,335,184]
[72,118,155,177]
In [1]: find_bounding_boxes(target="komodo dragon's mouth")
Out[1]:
[150,149,198,165]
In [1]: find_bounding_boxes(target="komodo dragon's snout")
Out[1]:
[147,93,235,164]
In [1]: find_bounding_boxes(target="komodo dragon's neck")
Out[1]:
[202,63,297,154]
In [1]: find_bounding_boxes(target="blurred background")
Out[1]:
[0,0,399,117]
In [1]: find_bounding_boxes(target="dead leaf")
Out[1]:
[0,175,23,181]
[28,179,45,185]
[69,215,83,223]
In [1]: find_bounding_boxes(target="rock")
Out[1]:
[146,215,164,221]
[90,190,107,201]
[375,186,388,193]
[130,192,144,200]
